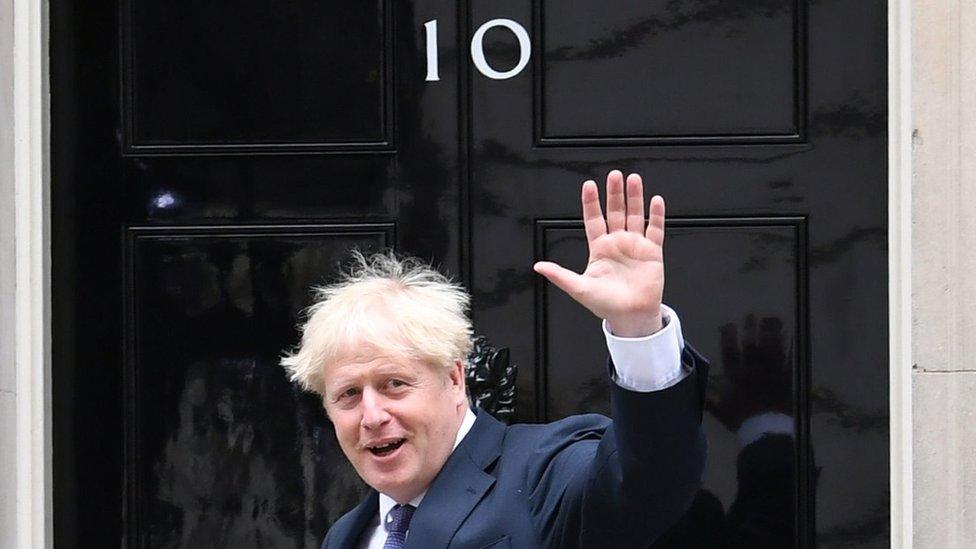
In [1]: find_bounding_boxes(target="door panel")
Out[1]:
[126,226,392,547]
[538,219,802,422]
[122,0,393,151]
[537,0,802,143]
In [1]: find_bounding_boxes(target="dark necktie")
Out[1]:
[383,504,416,549]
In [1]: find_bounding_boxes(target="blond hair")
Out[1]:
[281,250,473,395]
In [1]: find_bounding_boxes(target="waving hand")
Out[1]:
[533,170,666,337]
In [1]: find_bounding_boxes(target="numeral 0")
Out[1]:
[425,18,532,82]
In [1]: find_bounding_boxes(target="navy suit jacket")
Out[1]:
[322,346,708,549]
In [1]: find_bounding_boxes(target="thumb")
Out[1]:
[533,261,584,297]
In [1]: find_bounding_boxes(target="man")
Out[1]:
[282,170,707,548]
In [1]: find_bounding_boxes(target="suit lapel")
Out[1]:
[405,408,506,549]
[326,490,378,549]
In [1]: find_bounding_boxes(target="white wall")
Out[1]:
[1,0,19,543]
[912,0,976,546]
[1,0,49,546]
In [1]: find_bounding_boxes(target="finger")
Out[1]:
[581,180,606,245]
[645,195,666,247]
[533,261,584,297]
[605,170,625,232]
[625,173,645,234]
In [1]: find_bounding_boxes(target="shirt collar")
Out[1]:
[377,407,478,530]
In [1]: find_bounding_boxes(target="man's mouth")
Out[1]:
[367,438,405,457]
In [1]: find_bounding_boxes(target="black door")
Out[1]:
[52,0,888,547]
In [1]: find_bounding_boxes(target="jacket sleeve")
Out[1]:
[530,344,709,549]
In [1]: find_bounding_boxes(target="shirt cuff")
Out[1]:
[604,304,689,392]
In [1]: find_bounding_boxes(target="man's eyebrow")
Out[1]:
[325,375,356,394]
[326,362,416,387]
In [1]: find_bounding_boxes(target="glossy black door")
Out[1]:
[467,1,887,547]
[52,0,888,547]
[53,0,464,546]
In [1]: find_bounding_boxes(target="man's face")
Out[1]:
[322,347,467,504]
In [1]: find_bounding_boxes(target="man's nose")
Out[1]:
[360,388,392,429]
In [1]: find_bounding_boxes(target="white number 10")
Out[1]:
[425,18,532,82]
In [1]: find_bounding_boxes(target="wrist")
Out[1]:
[607,310,664,337]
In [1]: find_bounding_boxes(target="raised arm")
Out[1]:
[530,170,706,547]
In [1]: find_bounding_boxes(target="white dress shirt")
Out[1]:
[358,304,688,548]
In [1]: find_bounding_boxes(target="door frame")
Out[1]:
[4,0,52,546]
[2,0,912,545]
[888,0,913,545]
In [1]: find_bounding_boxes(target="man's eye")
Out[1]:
[338,387,360,400]
[387,379,406,389]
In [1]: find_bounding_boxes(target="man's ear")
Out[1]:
[450,358,467,403]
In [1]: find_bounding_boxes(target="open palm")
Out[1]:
[534,170,666,337]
